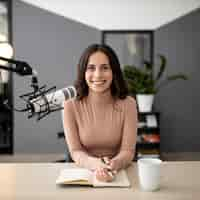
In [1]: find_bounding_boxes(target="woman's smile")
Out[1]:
[90,80,106,85]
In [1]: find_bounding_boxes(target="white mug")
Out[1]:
[138,158,162,191]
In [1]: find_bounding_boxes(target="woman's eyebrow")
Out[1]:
[87,63,109,66]
[87,64,95,67]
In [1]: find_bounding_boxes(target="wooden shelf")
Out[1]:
[136,111,160,159]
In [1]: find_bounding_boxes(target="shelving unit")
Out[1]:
[136,112,160,159]
[0,0,13,154]
[0,98,13,154]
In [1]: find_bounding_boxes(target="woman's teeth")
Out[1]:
[91,80,105,85]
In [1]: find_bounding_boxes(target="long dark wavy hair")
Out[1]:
[74,44,128,100]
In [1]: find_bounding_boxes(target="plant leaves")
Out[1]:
[144,60,152,71]
[155,55,166,81]
[144,61,153,80]
[123,57,188,95]
[166,74,188,81]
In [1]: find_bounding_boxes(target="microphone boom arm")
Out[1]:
[0,56,51,120]
[0,56,33,76]
[0,56,75,121]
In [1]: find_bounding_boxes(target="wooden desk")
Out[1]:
[0,162,199,200]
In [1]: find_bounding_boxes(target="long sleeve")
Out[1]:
[111,97,138,170]
[63,100,107,170]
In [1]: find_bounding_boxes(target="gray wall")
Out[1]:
[12,0,101,153]
[154,8,200,152]
[12,1,200,154]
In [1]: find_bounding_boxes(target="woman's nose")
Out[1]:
[94,69,102,77]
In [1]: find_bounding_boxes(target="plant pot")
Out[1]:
[136,94,154,112]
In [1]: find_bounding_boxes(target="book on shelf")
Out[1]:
[137,153,160,159]
[56,168,130,187]
[141,134,160,143]
[137,148,160,158]
[138,114,158,128]
[146,115,158,127]
[138,122,146,128]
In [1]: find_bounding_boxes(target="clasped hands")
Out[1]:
[94,157,119,182]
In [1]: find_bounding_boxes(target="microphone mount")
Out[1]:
[0,56,58,120]
[20,85,61,120]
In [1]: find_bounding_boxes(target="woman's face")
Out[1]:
[85,51,113,94]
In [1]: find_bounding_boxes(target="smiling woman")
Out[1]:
[63,44,138,182]
[85,51,113,94]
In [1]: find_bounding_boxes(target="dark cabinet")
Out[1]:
[0,104,13,153]
[136,112,160,159]
[0,0,13,154]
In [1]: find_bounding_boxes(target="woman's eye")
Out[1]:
[103,67,111,71]
[102,65,110,70]
[86,65,110,71]
[104,66,109,70]
[87,66,95,71]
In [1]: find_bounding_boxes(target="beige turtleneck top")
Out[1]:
[63,90,137,170]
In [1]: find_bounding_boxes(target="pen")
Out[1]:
[101,157,117,177]
[101,157,109,165]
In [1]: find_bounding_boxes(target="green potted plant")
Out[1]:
[123,55,188,112]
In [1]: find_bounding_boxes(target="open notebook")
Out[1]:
[56,168,130,187]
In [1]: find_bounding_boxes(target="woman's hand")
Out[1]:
[90,157,110,170]
[94,167,115,182]
[107,158,121,171]
[102,157,120,172]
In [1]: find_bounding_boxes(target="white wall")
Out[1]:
[20,0,200,30]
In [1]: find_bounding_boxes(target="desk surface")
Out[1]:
[0,161,199,200]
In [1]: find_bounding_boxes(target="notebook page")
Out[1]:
[56,168,93,184]
[93,169,131,187]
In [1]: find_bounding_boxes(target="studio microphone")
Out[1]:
[27,86,77,120]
